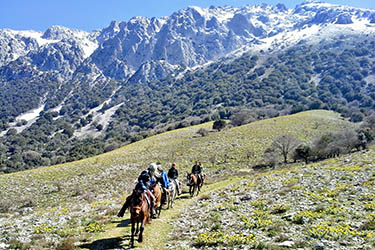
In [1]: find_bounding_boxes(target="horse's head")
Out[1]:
[131,204,143,216]
[130,192,145,216]
[186,173,196,185]
[186,172,191,182]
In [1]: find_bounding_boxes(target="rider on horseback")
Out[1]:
[154,165,170,191]
[192,161,203,186]
[168,162,181,195]
[154,164,170,205]
[138,169,157,218]
[117,166,156,218]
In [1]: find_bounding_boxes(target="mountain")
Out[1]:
[1,1,375,172]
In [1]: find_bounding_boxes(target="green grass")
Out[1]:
[0,110,352,208]
[0,110,357,249]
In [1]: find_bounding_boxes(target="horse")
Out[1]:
[187,173,206,197]
[187,173,200,197]
[167,180,177,209]
[129,190,150,248]
[151,182,162,218]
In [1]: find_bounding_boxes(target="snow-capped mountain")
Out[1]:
[0,1,375,131]
[1,1,375,84]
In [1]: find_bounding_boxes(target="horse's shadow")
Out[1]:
[79,237,126,250]
[79,219,132,250]
[116,218,131,227]
[176,194,191,200]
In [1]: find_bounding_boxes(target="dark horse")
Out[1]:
[128,190,151,248]
[187,173,204,197]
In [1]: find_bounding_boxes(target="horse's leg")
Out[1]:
[135,221,139,235]
[171,189,176,208]
[168,190,171,208]
[138,220,145,242]
[169,185,175,208]
[130,221,135,248]
[158,205,161,217]
[167,189,171,209]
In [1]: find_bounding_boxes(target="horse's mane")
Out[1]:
[131,190,144,205]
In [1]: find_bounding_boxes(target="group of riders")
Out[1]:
[118,161,204,219]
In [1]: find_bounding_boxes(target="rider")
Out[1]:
[155,164,170,191]
[168,162,181,195]
[192,161,203,185]
[147,162,157,182]
[153,164,170,205]
[117,166,156,218]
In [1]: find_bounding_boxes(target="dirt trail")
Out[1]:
[80,176,240,250]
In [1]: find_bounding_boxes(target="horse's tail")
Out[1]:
[118,203,127,217]
[118,196,131,217]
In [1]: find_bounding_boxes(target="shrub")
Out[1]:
[293,144,312,164]
[197,128,209,137]
[0,199,12,213]
[56,238,77,250]
[212,120,226,131]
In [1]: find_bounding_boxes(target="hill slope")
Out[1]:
[167,147,375,249]
[0,110,357,249]
[1,2,375,173]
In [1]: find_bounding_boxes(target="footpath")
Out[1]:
[80,176,241,250]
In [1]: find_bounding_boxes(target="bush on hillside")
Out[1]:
[212,120,226,131]
[292,144,312,164]
[197,128,209,137]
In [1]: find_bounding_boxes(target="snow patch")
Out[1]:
[17,104,45,122]
[80,39,98,58]
[74,103,122,138]
[12,30,59,46]
[0,103,46,137]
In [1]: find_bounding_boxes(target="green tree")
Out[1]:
[212,120,226,131]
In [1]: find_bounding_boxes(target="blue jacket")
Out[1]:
[161,170,170,188]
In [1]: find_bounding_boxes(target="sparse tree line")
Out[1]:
[262,115,375,167]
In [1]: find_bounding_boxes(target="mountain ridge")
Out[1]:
[1,1,375,82]
[1,1,375,173]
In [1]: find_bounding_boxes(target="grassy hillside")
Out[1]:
[167,147,375,249]
[0,110,357,249]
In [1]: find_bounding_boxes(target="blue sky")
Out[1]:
[1,0,374,32]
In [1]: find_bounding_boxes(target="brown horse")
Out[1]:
[187,173,203,197]
[129,190,150,248]
[151,182,162,218]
